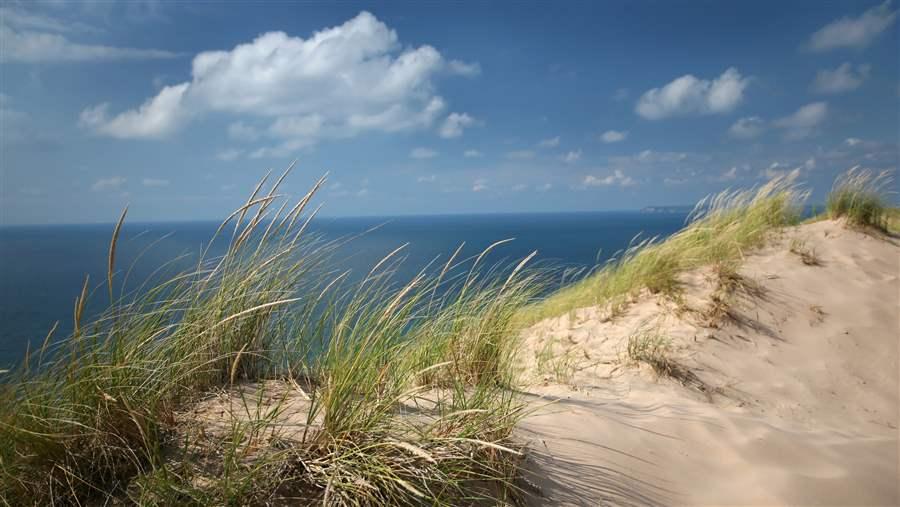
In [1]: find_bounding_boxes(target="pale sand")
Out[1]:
[517,220,899,506]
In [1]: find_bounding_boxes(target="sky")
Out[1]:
[1,0,898,225]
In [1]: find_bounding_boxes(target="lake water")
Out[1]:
[0,212,688,367]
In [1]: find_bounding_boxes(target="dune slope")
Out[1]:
[517,220,899,506]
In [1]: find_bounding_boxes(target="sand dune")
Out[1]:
[517,220,899,506]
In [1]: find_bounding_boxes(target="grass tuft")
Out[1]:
[0,167,541,506]
[826,167,894,231]
[516,173,805,326]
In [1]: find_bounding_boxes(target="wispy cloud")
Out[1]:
[773,102,827,140]
[537,136,560,148]
[806,0,897,51]
[506,150,535,160]
[600,130,627,143]
[728,116,765,139]
[0,6,179,63]
[141,178,169,187]
[463,149,483,158]
[410,147,438,159]
[812,63,871,94]
[561,149,582,163]
[91,176,126,192]
[216,149,243,162]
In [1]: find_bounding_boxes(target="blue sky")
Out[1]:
[1,0,897,224]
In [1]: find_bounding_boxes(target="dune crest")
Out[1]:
[518,220,899,506]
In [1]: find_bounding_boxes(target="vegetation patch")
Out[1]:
[826,167,894,232]
[0,168,541,506]
[517,174,804,327]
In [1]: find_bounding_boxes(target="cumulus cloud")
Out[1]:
[79,83,190,138]
[635,68,750,120]
[807,0,897,51]
[537,136,560,148]
[79,12,475,153]
[600,130,627,143]
[812,63,871,94]
[410,147,438,159]
[463,149,483,158]
[472,178,488,192]
[728,116,765,139]
[561,149,582,163]
[582,170,636,187]
[141,178,170,187]
[773,102,828,140]
[91,176,126,192]
[439,112,476,138]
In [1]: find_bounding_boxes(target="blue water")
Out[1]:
[0,212,688,367]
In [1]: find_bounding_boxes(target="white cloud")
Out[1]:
[511,183,527,192]
[758,164,802,181]
[0,7,179,63]
[216,149,243,161]
[583,170,636,187]
[612,88,630,101]
[91,176,126,192]
[463,149,483,158]
[845,137,863,146]
[812,63,871,94]
[141,178,170,187]
[728,116,765,139]
[561,149,582,163]
[417,174,436,183]
[80,12,472,151]
[472,178,488,192]
[0,6,97,34]
[506,150,535,160]
[537,183,553,192]
[805,157,817,170]
[410,147,438,159]
[600,130,627,143]
[537,136,560,148]
[447,59,481,77]
[79,83,190,138]
[807,0,897,51]
[635,68,750,120]
[773,102,828,140]
[439,112,476,138]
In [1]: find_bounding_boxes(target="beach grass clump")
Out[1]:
[826,167,894,231]
[516,173,805,326]
[0,167,541,506]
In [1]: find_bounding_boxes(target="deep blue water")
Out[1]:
[0,212,688,367]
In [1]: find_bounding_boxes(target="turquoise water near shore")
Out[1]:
[0,211,688,367]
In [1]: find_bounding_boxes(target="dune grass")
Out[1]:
[515,174,805,327]
[0,167,542,506]
[826,167,894,231]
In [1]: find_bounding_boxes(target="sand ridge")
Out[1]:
[517,220,900,506]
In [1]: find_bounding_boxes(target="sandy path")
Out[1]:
[517,221,899,506]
